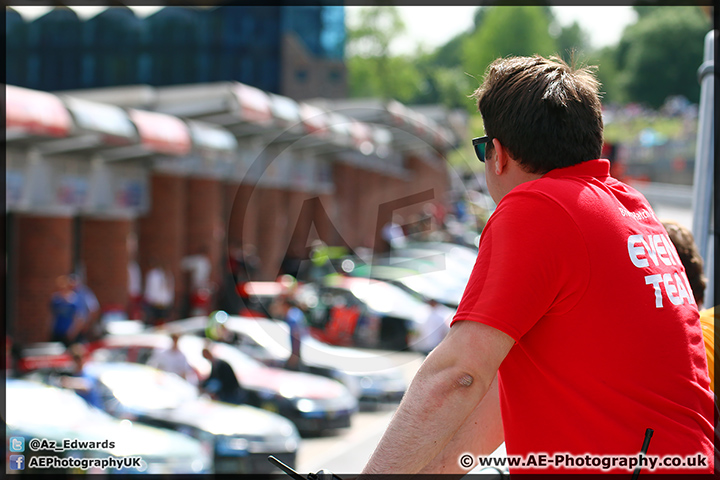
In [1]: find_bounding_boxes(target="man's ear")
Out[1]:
[492,138,508,175]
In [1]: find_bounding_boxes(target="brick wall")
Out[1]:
[313,194,337,246]
[185,177,223,288]
[15,214,73,343]
[332,163,361,248]
[406,153,452,215]
[285,189,315,259]
[358,170,382,249]
[81,217,132,311]
[138,173,186,319]
[226,183,258,250]
[254,187,287,280]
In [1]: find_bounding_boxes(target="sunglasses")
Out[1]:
[472,136,492,163]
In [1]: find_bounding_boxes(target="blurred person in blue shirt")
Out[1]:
[60,344,102,408]
[272,294,307,372]
[69,272,100,342]
[50,275,82,346]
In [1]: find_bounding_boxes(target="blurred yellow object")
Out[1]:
[699,307,715,392]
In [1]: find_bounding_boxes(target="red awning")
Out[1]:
[409,110,428,138]
[299,103,329,137]
[327,112,353,146]
[386,100,412,129]
[350,120,375,155]
[232,83,273,125]
[128,109,192,156]
[6,85,73,137]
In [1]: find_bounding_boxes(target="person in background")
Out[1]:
[60,343,101,408]
[228,241,243,283]
[699,307,716,392]
[271,294,307,371]
[181,245,213,317]
[50,275,82,346]
[661,221,708,306]
[231,243,261,286]
[128,260,143,320]
[662,220,714,391]
[205,310,240,345]
[147,333,198,385]
[127,233,143,320]
[69,272,100,342]
[144,258,174,326]
[381,214,407,250]
[229,243,262,314]
[200,345,245,404]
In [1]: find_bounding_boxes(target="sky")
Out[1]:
[12,5,637,55]
[347,6,638,55]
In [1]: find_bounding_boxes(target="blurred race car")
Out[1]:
[299,276,433,350]
[6,378,211,474]
[70,361,300,474]
[10,341,75,376]
[90,333,358,436]
[156,315,407,406]
[347,261,465,309]
[231,272,446,351]
[359,242,477,308]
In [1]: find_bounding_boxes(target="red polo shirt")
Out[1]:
[453,159,714,474]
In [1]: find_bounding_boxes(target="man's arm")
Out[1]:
[418,374,504,475]
[66,313,85,343]
[361,320,513,474]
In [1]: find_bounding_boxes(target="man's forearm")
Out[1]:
[361,321,513,475]
[361,350,492,473]
[419,374,504,474]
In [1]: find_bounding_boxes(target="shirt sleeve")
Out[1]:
[84,288,100,313]
[452,190,590,341]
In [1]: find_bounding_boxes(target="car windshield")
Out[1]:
[230,319,294,356]
[349,280,424,314]
[179,336,265,372]
[210,342,265,370]
[396,270,466,304]
[390,249,474,279]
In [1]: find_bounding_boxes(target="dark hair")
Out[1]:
[662,221,706,306]
[472,55,604,174]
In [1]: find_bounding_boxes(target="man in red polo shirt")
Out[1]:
[361,55,714,475]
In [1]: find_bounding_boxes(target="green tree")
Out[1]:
[587,45,624,105]
[414,30,477,109]
[462,6,558,99]
[555,21,591,64]
[346,6,405,59]
[615,6,710,108]
[345,6,424,102]
[347,54,424,104]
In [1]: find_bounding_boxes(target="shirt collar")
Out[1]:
[541,159,611,180]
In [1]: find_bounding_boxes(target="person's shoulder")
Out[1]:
[288,307,304,320]
[218,358,234,370]
[700,307,716,325]
[495,184,568,215]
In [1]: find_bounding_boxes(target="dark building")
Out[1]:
[6,5,347,100]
